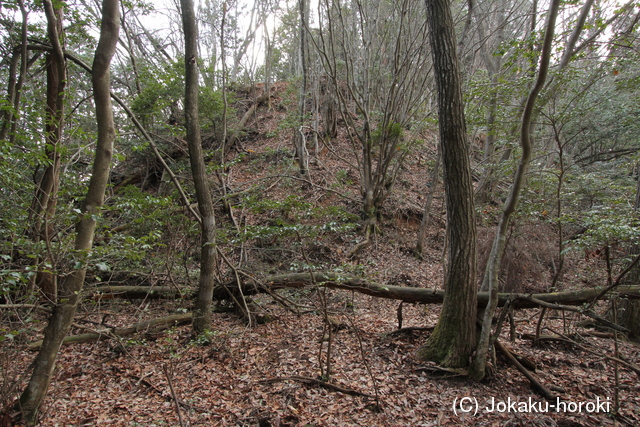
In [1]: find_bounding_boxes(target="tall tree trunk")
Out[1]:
[18,1,120,423]
[263,24,273,110]
[472,0,560,381]
[219,1,229,161]
[180,0,218,334]
[472,0,505,202]
[0,0,28,143]
[635,162,640,211]
[297,0,310,175]
[418,0,477,369]
[28,0,67,301]
[415,145,441,257]
[120,4,142,95]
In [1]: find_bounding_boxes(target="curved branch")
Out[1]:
[27,43,201,224]
[474,0,561,381]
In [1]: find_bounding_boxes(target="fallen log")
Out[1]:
[28,313,193,350]
[87,271,640,309]
[90,285,185,300]
[247,271,640,308]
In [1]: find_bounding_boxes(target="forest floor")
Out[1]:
[2,83,640,426]
[2,292,639,426]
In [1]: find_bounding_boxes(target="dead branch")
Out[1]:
[414,364,467,377]
[27,313,193,350]
[90,286,183,300]
[162,364,185,427]
[542,328,640,378]
[522,296,629,333]
[494,339,556,400]
[590,252,640,306]
[386,326,434,337]
[0,304,51,313]
[130,372,209,413]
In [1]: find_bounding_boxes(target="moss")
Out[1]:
[417,322,472,369]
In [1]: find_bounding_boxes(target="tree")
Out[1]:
[27,0,67,302]
[0,0,28,144]
[417,0,477,369]
[198,0,278,85]
[312,0,431,252]
[180,0,218,334]
[296,0,310,175]
[18,0,120,422]
[472,0,561,381]
[466,0,508,201]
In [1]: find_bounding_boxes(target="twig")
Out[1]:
[238,270,301,315]
[131,373,208,413]
[317,287,333,380]
[590,252,640,307]
[277,174,358,202]
[534,307,547,346]
[491,297,513,346]
[522,296,629,333]
[235,270,305,315]
[0,304,51,313]
[546,327,640,378]
[162,364,185,427]
[414,364,467,377]
[344,313,382,411]
[612,301,620,413]
[258,376,375,398]
[216,246,252,326]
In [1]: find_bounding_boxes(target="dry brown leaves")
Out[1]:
[3,293,639,427]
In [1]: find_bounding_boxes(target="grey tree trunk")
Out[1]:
[418,0,478,369]
[297,0,310,175]
[0,0,28,143]
[180,0,218,334]
[28,0,67,301]
[415,145,441,257]
[472,0,560,381]
[18,1,120,423]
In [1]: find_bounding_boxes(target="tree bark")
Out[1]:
[28,0,67,301]
[419,0,478,369]
[18,1,120,423]
[180,0,218,334]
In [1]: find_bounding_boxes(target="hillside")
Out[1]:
[2,82,640,426]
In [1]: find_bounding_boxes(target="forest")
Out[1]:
[1,0,640,425]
